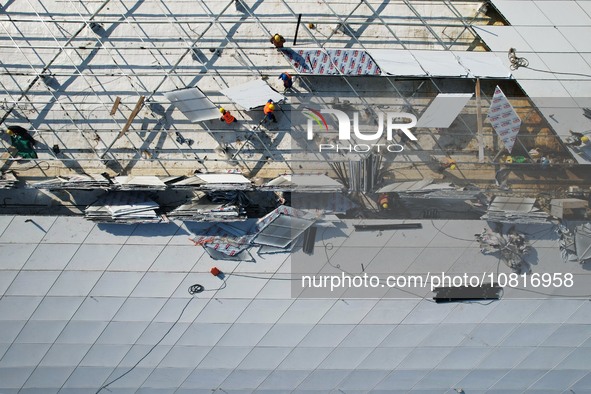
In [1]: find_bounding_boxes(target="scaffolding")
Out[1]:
[0,0,568,181]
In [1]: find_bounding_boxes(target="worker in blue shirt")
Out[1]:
[279,72,293,91]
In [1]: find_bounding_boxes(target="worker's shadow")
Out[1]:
[280,49,310,73]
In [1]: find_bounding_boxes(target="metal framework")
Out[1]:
[0,0,565,177]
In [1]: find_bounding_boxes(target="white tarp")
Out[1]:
[220,79,285,111]
[163,88,220,122]
[369,49,426,76]
[416,93,473,128]
[487,86,521,153]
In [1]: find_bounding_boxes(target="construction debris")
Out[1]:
[0,171,18,189]
[262,174,345,193]
[113,176,167,191]
[557,223,591,264]
[476,228,531,273]
[85,192,163,224]
[168,191,247,222]
[189,205,316,261]
[482,196,551,224]
[550,199,588,219]
[376,179,454,194]
[557,225,578,263]
[575,223,591,263]
[31,174,111,190]
[170,173,252,191]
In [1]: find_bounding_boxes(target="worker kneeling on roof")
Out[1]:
[219,108,237,124]
[264,99,278,123]
[378,193,390,210]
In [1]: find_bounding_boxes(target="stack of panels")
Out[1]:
[168,199,245,222]
[170,173,252,191]
[113,176,167,191]
[262,174,345,193]
[481,196,551,224]
[31,174,110,190]
[85,192,162,224]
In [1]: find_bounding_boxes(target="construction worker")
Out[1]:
[279,72,293,91]
[219,108,237,124]
[566,130,585,146]
[438,157,457,173]
[5,125,37,159]
[378,193,390,210]
[270,33,286,48]
[540,156,550,169]
[263,99,277,123]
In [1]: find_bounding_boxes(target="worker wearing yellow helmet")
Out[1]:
[264,99,278,123]
[219,107,237,124]
[378,193,390,210]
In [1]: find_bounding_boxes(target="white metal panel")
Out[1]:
[559,27,591,53]
[534,1,591,26]
[491,1,552,25]
[416,93,473,128]
[505,52,559,81]
[194,173,251,184]
[537,53,591,81]
[454,51,512,78]
[369,49,426,76]
[516,26,576,52]
[472,26,534,53]
[163,88,220,122]
[372,50,511,79]
[409,51,467,77]
[516,80,570,97]
[220,79,286,110]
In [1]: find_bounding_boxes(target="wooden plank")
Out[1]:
[110,96,121,115]
[118,96,145,139]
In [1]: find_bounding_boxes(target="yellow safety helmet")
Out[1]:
[219,107,225,114]
[382,203,389,209]
[450,164,457,170]
[268,103,275,111]
[582,136,589,143]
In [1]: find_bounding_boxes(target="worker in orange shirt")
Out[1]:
[263,99,278,123]
[219,108,237,124]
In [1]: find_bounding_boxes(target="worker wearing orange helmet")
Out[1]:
[219,108,237,124]
[264,99,278,123]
